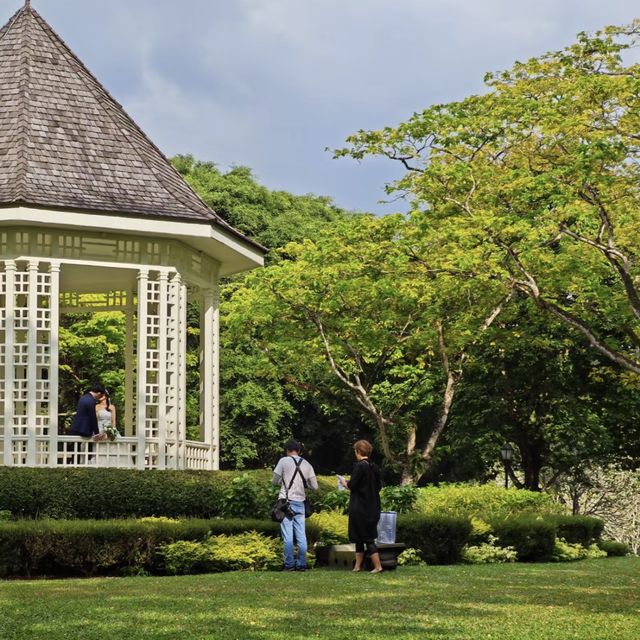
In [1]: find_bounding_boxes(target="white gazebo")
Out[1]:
[0,4,265,469]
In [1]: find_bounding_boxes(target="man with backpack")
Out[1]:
[272,439,318,572]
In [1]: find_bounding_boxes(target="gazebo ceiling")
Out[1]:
[60,263,137,295]
[0,3,265,273]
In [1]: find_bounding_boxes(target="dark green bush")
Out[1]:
[598,539,631,557]
[548,515,604,545]
[0,468,331,520]
[0,468,229,519]
[492,516,556,562]
[219,473,279,519]
[380,484,419,513]
[0,517,290,578]
[319,490,349,514]
[397,514,472,564]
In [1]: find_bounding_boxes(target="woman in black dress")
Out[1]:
[340,440,383,573]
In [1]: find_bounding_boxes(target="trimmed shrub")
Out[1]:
[416,484,562,522]
[159,532,282,575]
[462,535,517,564]
[308,510,349,545]
[0,468,232,519]
[207,532,282,572]
[0,518,288,578]
[548,515,604,546]
[598,540,631,557]
[492,516,556,562]
[157,540,214,575]
[397,514,472,565]
[552,538,607,562]
[0,468,336,520]
[397,548,427,567]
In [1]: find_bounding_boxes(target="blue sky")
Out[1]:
[7,0,639,214]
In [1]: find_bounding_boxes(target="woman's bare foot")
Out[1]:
[370,567,383,574]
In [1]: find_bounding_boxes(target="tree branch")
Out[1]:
[518,288,640,374]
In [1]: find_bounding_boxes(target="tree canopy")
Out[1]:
[336,22,640,377]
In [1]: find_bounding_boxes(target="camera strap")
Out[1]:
[282,457,306,501]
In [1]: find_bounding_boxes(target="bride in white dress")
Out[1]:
[93,392,118,441]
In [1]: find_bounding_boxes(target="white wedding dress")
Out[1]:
[97,408,113,435]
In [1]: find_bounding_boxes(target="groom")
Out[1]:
[69,384,106,438]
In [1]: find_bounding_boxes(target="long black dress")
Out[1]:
[347,459,382,544]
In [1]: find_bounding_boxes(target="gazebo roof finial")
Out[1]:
[24,0,31,9]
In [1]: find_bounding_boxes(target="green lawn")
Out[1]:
[0,558,638,640]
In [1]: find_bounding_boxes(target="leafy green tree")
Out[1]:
[225,214,509,482]
[336,22,640,376]
[173,155,348,256]
[441,300,640,490]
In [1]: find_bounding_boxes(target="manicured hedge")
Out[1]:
[492,516,556,562]
[0,518,312,578]
[0,468,335,520]
[548,515,604,545]
[416,484,562,521]
[598,540,631,557]
[397,514,472,564]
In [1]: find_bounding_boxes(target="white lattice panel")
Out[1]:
[2,261,57,461]
[164,274,181,446]
[11,439,28,465]
[142,277,161,439]
[36,440,50,466]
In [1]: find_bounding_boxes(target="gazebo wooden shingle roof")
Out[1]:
[0,2,257,247]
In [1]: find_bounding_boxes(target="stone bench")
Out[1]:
[316,543,406,570]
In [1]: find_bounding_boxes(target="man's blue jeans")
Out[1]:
[280,500,307,569]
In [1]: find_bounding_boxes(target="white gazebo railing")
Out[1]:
[50,437,214,470]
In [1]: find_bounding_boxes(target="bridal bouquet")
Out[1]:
[104,425,120,442]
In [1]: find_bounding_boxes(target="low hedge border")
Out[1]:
[0,468,339,520]
[598,539,630,557]
[547,515,604,546]
[491,516,557,562]
[397,514,472,565]
[0,518,318,578]
[0,468,230,519]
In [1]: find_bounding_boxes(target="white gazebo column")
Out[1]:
[156,271,169,470]
[135,268,149,469]
[47,261,60,467]
[177,276,187,469]
[124,291,135,437]
[165,272,183,469]
[200,281,220,470]
[3,260,15,466]
[26,261,39,466]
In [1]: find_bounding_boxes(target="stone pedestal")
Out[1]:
[316,543,406,570]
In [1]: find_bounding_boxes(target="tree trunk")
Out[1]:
[400,467,415,486]
[520,444,543,492]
